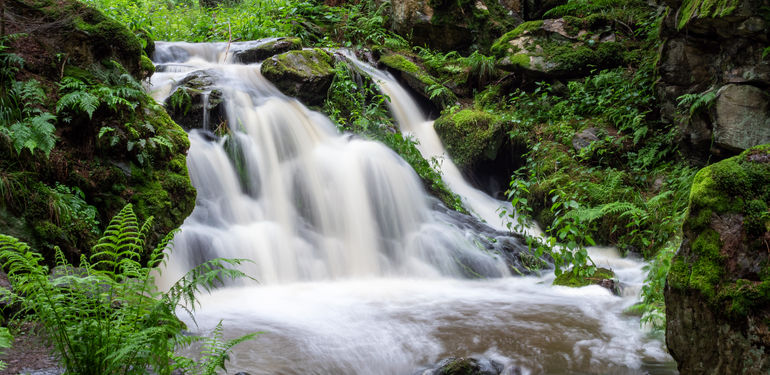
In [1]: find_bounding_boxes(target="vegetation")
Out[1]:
[0,204,254,374]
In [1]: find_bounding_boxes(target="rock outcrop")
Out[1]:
[491,18,626,81]
[261,48,336,106]
[1,0,195,260]
[382,0,522,52]
[656,0,770,161]
[665,144,770,374]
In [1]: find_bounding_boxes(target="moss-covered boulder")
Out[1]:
[492,18,625,79]
[553,267,619,294]
[433,109,505,171]
[232,37,303,64]
[1,0,195,262]
[665,144,770,374]
[260,48,335,106]
[379,52,457,109]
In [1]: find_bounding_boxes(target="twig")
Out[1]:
[222,21,232,64]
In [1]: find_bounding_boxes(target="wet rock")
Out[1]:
[655,0,770,161]
[261,48,336,106]
[415,356,522,375]
[232,37,302,64]
[665,144,770,374]
[492,18,625,80]
[713,84,770,151]
[163,70,228,132]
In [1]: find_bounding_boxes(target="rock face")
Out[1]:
[665,145,770,374]
[383,0,522,52]
[260,48,336,106]
[1,0,195,260]
[491,18,625,80]
[656,0,770,161]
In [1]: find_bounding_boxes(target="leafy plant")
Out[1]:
[0,204,254,375]
[1,79,58,158]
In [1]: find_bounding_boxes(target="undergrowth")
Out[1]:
[0,204,255,374]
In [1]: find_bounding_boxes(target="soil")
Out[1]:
[0,323,61,375]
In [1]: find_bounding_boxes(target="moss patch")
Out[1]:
[433,109,504,170]
[553,267,616,287]
[667,144,770,316]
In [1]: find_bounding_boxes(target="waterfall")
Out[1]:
[148,41,675,375]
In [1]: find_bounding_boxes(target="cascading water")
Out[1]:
[149,40,677,374]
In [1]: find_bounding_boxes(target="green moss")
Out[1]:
[380,54,420,74]
[546,42,625,74]
[140,55,155,78]
[508,53,531,69]
[553,267,616,287]
[491,21,544,57]
[678,0,741,29]
[433,109,503,169]
[262,48,334,77]
[669,144,770,316]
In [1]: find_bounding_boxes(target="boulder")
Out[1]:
[164,70,227,132]
[655,0,770,161]
[713,84,770,151]
[260,48,336,106]
[665,144,770,374]
[232,37,302,64]
[492,18,625,79]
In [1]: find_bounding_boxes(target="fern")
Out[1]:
[677,89,717,117]
[0,204,256,375]
[4,112,57,157]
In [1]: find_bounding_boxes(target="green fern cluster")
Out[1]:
[0,36,58,158]
[56,66,144,121]
[0,204,254,375]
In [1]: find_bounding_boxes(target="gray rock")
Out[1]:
[713,84,770,151]
[571,127,600,151]
[163,70,228,132]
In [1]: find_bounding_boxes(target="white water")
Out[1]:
[149,41,676,374]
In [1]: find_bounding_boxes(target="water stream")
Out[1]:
[149,41,677,374]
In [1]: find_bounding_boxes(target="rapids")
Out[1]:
[148,40,677,374]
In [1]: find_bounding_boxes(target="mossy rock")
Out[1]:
[665,144,770,374]
[553,267,619,293]
[433,109,505,170]
[379,52,457,109]
[233,37,303,64]
[0,0,195,264]
[260,48,335,106]
[492,17,626,78]
[5,0,149,78]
